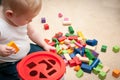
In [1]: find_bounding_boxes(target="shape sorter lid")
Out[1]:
[17,51,66,80]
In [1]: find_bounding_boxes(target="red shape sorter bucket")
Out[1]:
[17,51,66,80]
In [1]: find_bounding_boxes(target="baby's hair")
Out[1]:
[2,0,42,16]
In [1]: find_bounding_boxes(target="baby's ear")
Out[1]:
[5,10,14,18]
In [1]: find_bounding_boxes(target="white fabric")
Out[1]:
[0,18,30,62]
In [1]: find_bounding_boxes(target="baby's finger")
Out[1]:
[6,46,13,50]
[1,52,11,57]
[6,47,15,54]
[6,46,17,53]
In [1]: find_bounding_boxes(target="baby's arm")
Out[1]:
[27,24,55,51]
[0,32,16,57]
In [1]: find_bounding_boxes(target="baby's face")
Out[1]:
[9,12,38,26]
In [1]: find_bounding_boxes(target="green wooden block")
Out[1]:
[93,67,101,75]
[98,71,107,80]
[65,33,76,37]
[56,45,61,53]
[92,63,103,75]
[85,48,95,60]
[52,38,59,45]
[71,40,76,44]
[65,33,71,37]
[68,26,74,34]
[101,45,107,52]
[97,63,103,69]
[89,60,93,65]
[112,45,120,53]
[76,69,84,78]
[62,50,68,54]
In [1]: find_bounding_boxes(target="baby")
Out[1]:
[0,0,54,80]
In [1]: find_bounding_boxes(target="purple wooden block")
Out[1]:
[91,50,99,57]
[41,17,46,23]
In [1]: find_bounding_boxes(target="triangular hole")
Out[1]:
[39,72,47,78]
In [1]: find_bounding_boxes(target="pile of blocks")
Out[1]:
[44,25,110,80]
[42,13,120,79]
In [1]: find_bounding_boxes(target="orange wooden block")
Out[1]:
[74,65,80,71]
[112,69,120,78]
[7,41,19,54]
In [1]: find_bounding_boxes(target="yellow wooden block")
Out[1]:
[57,50,62,54]
[7,41,19,54]
[60,41,64,44]
[77,31,85,40]
[67,49,74,54]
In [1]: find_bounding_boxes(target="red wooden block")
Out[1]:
[58,36,67,42]
[74,42,83,48]
[55,32,63,38]
[68,59,76,67]
[58,13,63,18]
[44,24,49,30]
[68,36,78,40]
[73,56,82,65]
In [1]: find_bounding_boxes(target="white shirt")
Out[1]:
[0,18,30,62]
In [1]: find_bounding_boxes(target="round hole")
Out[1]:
[30,70,38,76]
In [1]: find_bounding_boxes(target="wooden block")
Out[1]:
[98,71,107,80]
[7,41,19,53]
[112,69,120,78]
[63,53,71,61]
[85,45,97,51]
[76,54,89,63]
[76,69,84,78]
[102,66,110,73]
[77,31,85,40]
[58,13,63,18]
[74,65,80,71]
[44,24,49,30]
[64,39,71,44]
[68,59,76,67]
[63,21,72,26]
[112,45,120,53]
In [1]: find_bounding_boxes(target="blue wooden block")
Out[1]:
[74,48,81,54]
[70,52,76,58]
[90,58,100,69]
[86,39,98,46]
[81,47,85,56]
[81,63,92,73]
[74,48,84,56]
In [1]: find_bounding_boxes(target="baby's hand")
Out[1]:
[43,44,56,52]
[0,45,16,57]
